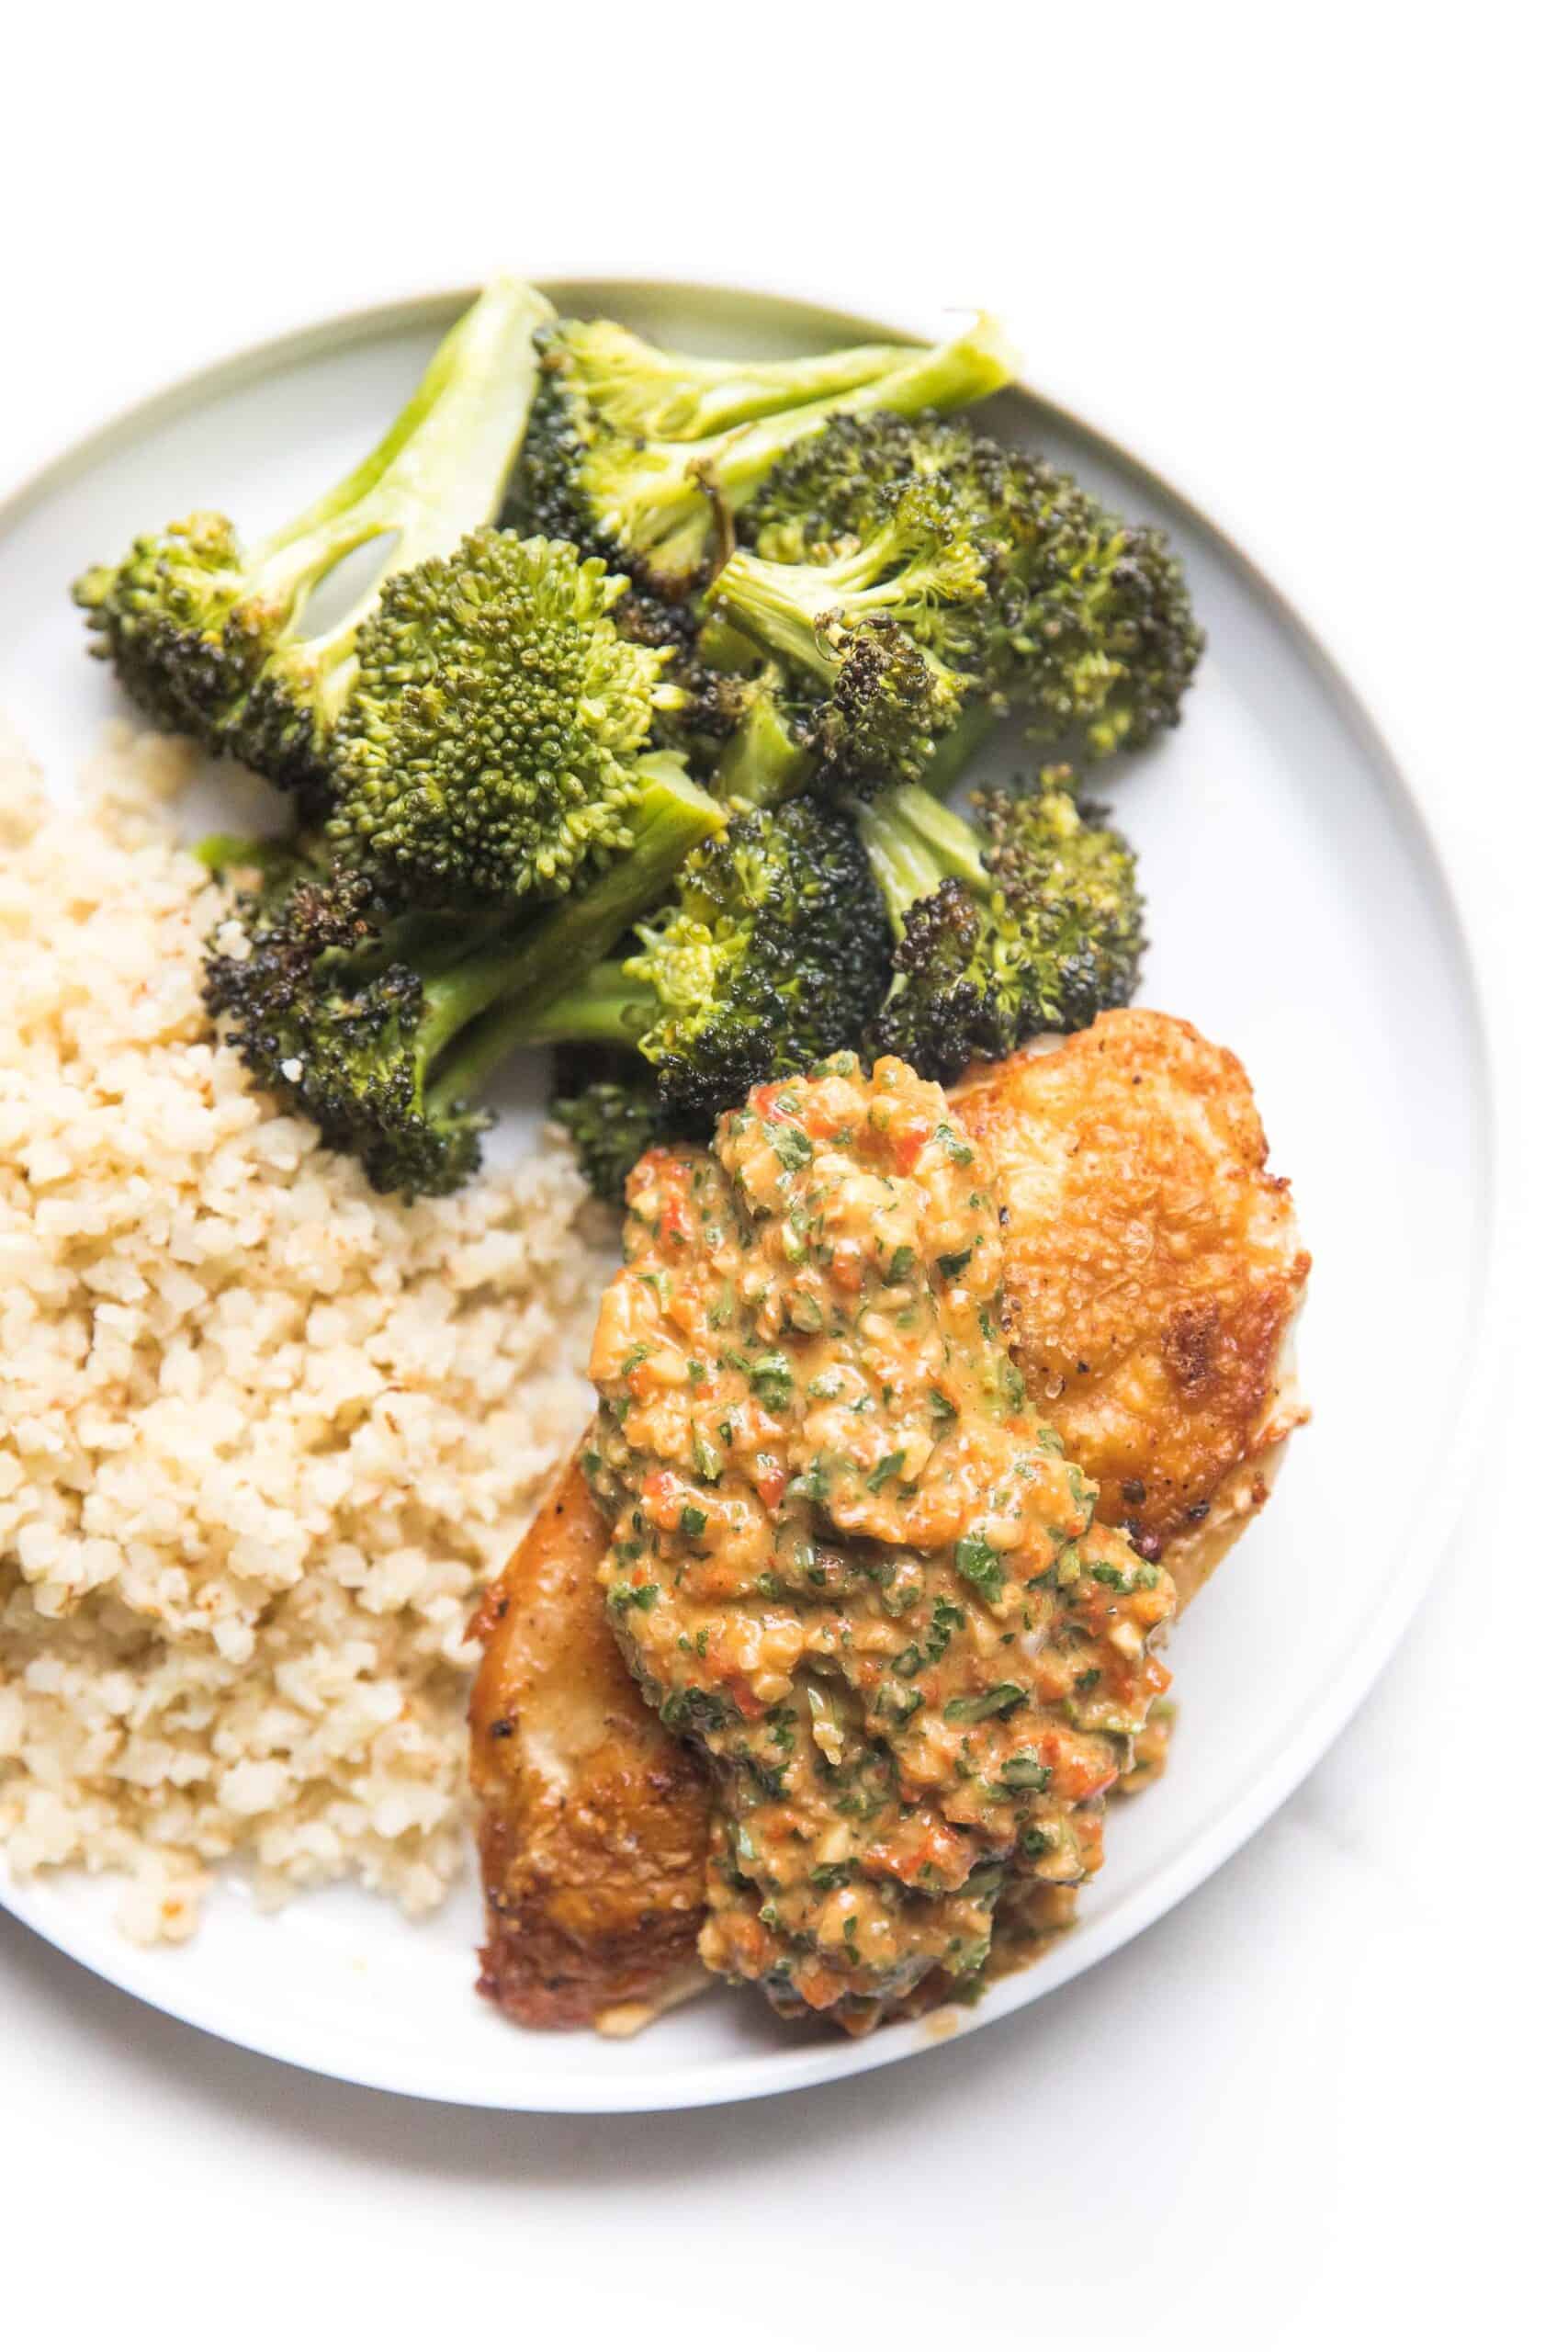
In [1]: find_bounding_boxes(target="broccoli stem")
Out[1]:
[913,700,1001,798]
[192,832,302,882]
[689,619,814,808]
[717,526,961,679]
[854,782,992,935]
[715,659,1000,813]
[612,316,1019,588]
[558,324,919,440]
[424,755,720,1112]
[694,613,767,675]
[516,960,657,1049]
[702,316,1019,518]
[713,688,814,808]
[707,548,845,682]
[248,277,553,713]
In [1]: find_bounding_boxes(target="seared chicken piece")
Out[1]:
[472,1011,1308,2029]
[955,1010,1310,1609]
[468,1453,709,2032]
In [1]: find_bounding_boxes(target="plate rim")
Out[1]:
[0,277,1505,2113]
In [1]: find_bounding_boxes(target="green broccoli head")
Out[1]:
[743,412,1005,562]
[505,315,1016,598]
[1003,497,1202,758]
[858,773,1145,1083]
[973,771,1145,1025]
[531,799,893,1142]
[326,531,684,905]
[419,795,891,1199]
[204,757,727,1197]
[73,277,554,811]
[624,798,892,1125]
[73,510,269,741]
[551,1079,674,1206]
[866,876,1030,1081]
[709,479,997,790]
[743,411,1203,759]
[814,611,976,790]
[202,862,493,1196]
[527,319,917,444]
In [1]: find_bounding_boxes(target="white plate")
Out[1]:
[0,282,1496,2111]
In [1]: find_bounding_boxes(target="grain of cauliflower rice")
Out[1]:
[0,718,610,1942]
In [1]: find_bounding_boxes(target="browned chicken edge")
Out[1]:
[469,1012,1310,2034]
[468,1453,709,2032]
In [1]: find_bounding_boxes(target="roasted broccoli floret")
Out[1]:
[709,672,818,807]
[624,799,892,1122]
[204,757,724,1195]
[744,412,1203,758]
[550,1079,675,1206]
[463,799,891,1132]
[73,277,553,811]
[325,531,685,904]
[746,410,1021,563]
[506,314,1016,597]
[600,595,781,777]
[526,320,918,441]
[192,830,317,907]
[706,652,1006,813]
[709,476,1001,788]
[203,863,493,1194]
[856,770,1145,1082]
[632,608,822,807]
[971,777,1145,1026]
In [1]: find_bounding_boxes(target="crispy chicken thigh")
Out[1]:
[471,1011,1308,2030]
[468,1453,709,2032]
[954,1010,1310,1609]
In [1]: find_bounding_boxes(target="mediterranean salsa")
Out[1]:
[587,1054,1176,2029]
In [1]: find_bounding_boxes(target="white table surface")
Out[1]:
[2,11,1560,2344]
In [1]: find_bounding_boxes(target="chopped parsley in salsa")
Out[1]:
[587,1055,1175,2030]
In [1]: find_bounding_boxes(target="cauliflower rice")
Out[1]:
[0,719,610,1941]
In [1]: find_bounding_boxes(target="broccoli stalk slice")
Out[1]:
[693,612,768,675]
[424,755,719,1113]
[74,276,553,800]
[711,531,980,687]
[258,283,549,545]
[518,959,658,1050]
[712,684,815,808]
[709,516,989,787]
[558,314,1017,594]
[538,321,919,440]
[688,316,1016,517]
[856,775,1146,1082]
[240,279,556,721]
[854,782,992,930]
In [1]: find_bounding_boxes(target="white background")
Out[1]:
[1,6,1561,2345]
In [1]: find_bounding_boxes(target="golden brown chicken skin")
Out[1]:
[468,1453,709,2033]
[954,1010,1310,1609]
[471,1012,1308,2030]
